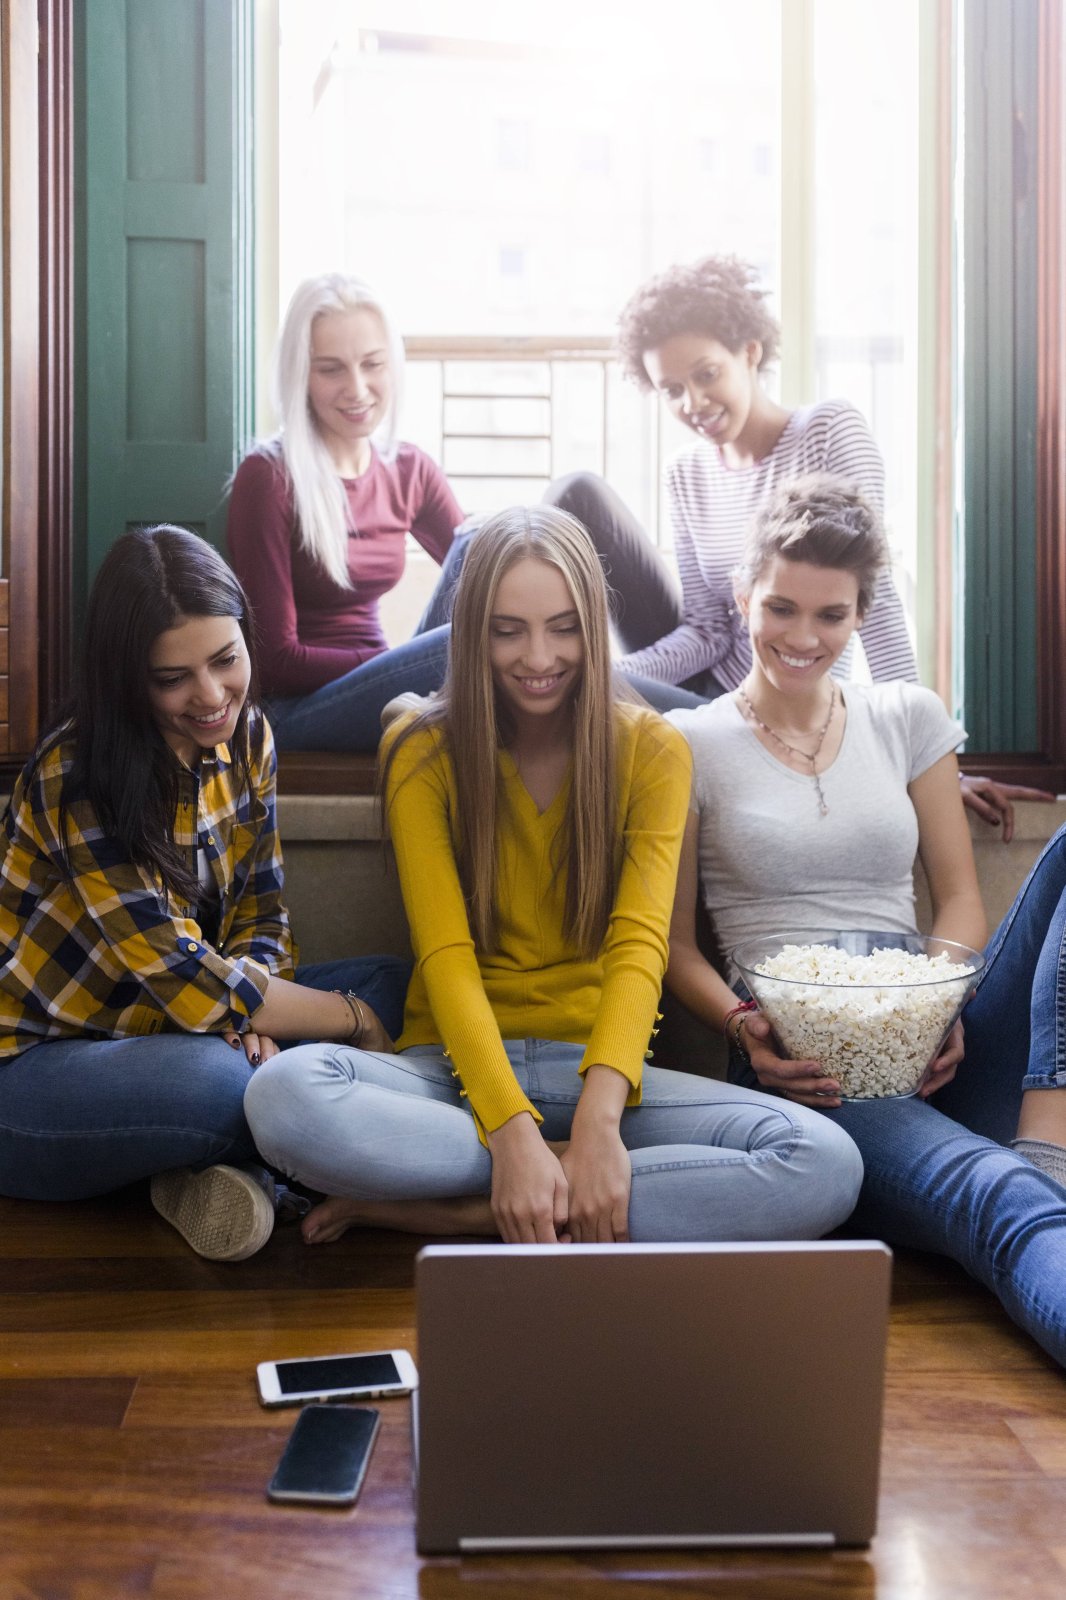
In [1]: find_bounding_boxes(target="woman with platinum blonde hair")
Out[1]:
[245,505,862,1248]
[227,272,466,750]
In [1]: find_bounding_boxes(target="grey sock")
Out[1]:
[1012,1138,1066,1187]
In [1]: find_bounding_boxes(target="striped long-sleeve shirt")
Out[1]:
[617,398,918,690]
[0,715,296,1057]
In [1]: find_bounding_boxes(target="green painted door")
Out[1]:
[958,0,1040,752]
[81,0,254,589]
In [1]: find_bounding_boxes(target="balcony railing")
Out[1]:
[404,332,908,555]
[404,334,671,544]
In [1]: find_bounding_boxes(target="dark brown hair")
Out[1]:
[54,525,259,899]
[616,254,780,389]
[734,474,888,616]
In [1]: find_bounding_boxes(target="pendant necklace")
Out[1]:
[737,683,837,817]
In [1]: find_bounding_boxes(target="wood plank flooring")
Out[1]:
[1,1186,1065,1600]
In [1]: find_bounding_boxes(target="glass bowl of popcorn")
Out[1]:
[731,931,985,1100]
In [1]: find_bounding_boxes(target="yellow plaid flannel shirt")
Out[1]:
[0,715,297,1057]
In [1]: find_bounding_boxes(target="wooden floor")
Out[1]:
[2,1190,1066,1600]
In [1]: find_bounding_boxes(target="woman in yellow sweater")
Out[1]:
[244,507,862,1244]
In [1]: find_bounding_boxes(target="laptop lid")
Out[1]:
[415,1240,891,1554]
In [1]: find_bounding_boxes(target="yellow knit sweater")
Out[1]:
[384,704,692,1137]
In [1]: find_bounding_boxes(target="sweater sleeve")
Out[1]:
[226,452,368,697]
[20,752,270,1032]
[384,724,541,1138]
[820,404,918,685]
[615,469,735,684]
[408,452,464,564]
[580,715,693,1093]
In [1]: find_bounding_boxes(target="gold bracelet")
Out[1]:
[332,989,366,1046]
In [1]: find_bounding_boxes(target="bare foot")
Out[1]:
[302,1195,366,1244]
[302,1192,498,1245]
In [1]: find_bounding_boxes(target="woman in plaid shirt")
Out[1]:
[0,526,408,1261]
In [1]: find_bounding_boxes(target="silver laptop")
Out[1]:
[414,1240,891,1553]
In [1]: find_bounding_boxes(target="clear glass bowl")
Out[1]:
[732,930,985,1100]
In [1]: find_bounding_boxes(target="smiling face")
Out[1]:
[738,557,862,693]
[488,557,585,728]
[642,331,763,449]
[306,307,392,473]
[147,613,252,767]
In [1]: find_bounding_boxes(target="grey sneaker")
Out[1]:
[150,1163,275,1261]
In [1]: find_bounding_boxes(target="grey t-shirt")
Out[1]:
[667,682,965,980]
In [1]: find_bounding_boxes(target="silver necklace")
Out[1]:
[737,683,837,817]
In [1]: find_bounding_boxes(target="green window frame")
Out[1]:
[955,0,1065,788]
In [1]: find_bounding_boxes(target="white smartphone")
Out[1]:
[267,1404,380,1505]
[256,1348,418,1408]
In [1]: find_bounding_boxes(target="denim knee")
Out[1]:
[791,1112,865,1234]
[243,1046,324,1166]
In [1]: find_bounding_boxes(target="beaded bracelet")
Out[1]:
[332,989,367,1046]
[721,999,758,1058]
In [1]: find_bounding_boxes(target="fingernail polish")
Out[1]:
[229,1038,241,1050]
[250,1051,261,1067]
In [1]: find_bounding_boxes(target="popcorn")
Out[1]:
[744,942,979,1099]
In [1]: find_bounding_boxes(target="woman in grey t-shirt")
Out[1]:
[666,473,1066,1369]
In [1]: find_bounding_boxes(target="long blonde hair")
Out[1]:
[256,273,405,588]
[385,506,623,957]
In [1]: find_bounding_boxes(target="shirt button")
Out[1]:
[207,835,215,845]
[186,941,199,953]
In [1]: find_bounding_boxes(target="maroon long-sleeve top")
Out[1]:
[226,444,462,698]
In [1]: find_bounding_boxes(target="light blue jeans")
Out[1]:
[243,1039,864,1242]
[731,822,1066,1366]
[0,957,411,1201]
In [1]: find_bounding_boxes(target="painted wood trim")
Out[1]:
[915,0,955,705]
[961,0,1065,791]
[1034,0,1066,787]
[38,0,75,723]
[83,0,256,581]
[254,0,279,436]
[778,0,814,408]
[2,0,40,756]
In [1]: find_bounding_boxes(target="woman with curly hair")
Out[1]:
[543,253,912,697]
[540,253,1049,830]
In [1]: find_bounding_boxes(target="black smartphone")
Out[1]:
[266,1403,381,1506]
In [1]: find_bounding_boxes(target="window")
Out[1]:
[259,0,1066,779]
[496,119,531,173]
[498,246,526,279]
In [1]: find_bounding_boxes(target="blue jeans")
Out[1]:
[0,957,411,1201]
[266,626,453,752]
[731,823,1066,1366]
[244,1040,863,1242]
